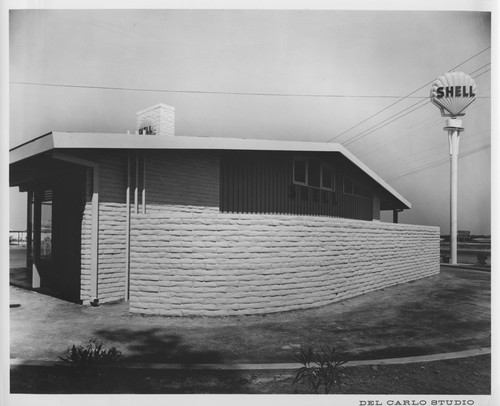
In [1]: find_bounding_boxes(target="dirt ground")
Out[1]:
[10,266,490,363]
[10,354,490,394]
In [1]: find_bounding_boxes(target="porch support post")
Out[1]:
[393,209,404,224]
[32,191,41,289]
[26,192,33,269]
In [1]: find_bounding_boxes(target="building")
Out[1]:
[9,104,440,316]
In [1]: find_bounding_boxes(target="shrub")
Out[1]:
[292,346,348,394]
[440,254,450,263]
[60,339,122,370]
[476,253,489,266]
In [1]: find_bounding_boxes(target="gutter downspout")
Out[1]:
[52,152,100,305]
[125,152,131,301]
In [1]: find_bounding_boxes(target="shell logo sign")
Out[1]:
[430,71,477,117]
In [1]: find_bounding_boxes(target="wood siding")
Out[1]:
[220,151,373,220]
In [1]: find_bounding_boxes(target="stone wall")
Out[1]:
[80,151,128,304]
[129,208,440,316]
[127,150,440,316]
[80,148,439,314]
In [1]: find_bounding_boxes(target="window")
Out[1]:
[293,158,307,185]
[293,157,334,191]
[343,176,371,198]
[308,159,321,188]
[321,164,334,190]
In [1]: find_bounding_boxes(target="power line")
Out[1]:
[326,47,491,143]
[387,144,490,183]
[340,67,490,147]
[355,96,491,161]
[8,81,430,99]
[360,129,490,180]
[10,50,491,102]
[373,128,490,173]
[343,99,429,146]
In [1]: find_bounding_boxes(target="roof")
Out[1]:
[10,131,411,209]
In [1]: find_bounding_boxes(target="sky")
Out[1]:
[7,6,493,234]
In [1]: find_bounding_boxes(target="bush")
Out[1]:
[292,346,348,394]
[60,339,122,370]
[476,253,489,266]
[440,254,450,263]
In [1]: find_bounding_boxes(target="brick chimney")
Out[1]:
[136,103,175,136]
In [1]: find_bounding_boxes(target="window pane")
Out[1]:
[308,159,321,187]
[294,159,306,183]
[321,165,333,189]
[40,198,52,261]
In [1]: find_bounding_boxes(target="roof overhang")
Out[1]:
[10,131,411,209]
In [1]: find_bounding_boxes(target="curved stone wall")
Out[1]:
[128,207,440,316]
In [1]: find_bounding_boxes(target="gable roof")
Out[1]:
[10,131,411,209]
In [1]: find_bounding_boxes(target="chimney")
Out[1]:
[136,103,175,136]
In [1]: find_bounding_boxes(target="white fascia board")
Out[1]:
[9,133,54,164]
[49,132,342,152]
[11,131,410,208]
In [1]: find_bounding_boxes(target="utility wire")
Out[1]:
[387,144,490,183]
[355,96,491,161]
[343,98,429,146]
[9,81,430,99]
[341,67,490,147]
[10,50,491,102]
[326,47,491,143]
[374,128,491,173]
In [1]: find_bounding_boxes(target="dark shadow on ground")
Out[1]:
[94,327,225,364]
[10,365,255,394]
[10,327,254,394]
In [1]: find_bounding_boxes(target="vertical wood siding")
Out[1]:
[220,151,373,220]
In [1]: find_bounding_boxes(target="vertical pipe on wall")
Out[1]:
[125,152,131,301]
[135,152,139,215]
[142,152,146,215]
[90,166,100,304]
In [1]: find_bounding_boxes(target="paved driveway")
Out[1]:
[9,266,490,364]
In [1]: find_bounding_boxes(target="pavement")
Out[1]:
[9,257,491,367]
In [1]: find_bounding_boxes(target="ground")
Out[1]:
[10,355,490,394]
[8,246,491,395]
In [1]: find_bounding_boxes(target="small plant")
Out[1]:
[440,254,450,263]
[476,252,489,266]
[60,339,122,370]
[292,346,348,394]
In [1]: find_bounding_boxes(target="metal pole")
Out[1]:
[445,118,463,265]
[142,152,146,215]
[125,152,131,301]
[135,152,139,214]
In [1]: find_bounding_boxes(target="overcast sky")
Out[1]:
[7,7,492,234]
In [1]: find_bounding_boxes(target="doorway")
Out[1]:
[28,166,86,302]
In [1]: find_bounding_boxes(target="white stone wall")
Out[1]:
[80,151,128,304]
[80,148,439,314]
[128,208,439,316]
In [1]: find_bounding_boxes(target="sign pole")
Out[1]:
[446,119,463,265]
[430,71,476,266]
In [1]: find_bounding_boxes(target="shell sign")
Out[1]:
[430,71,477,117]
